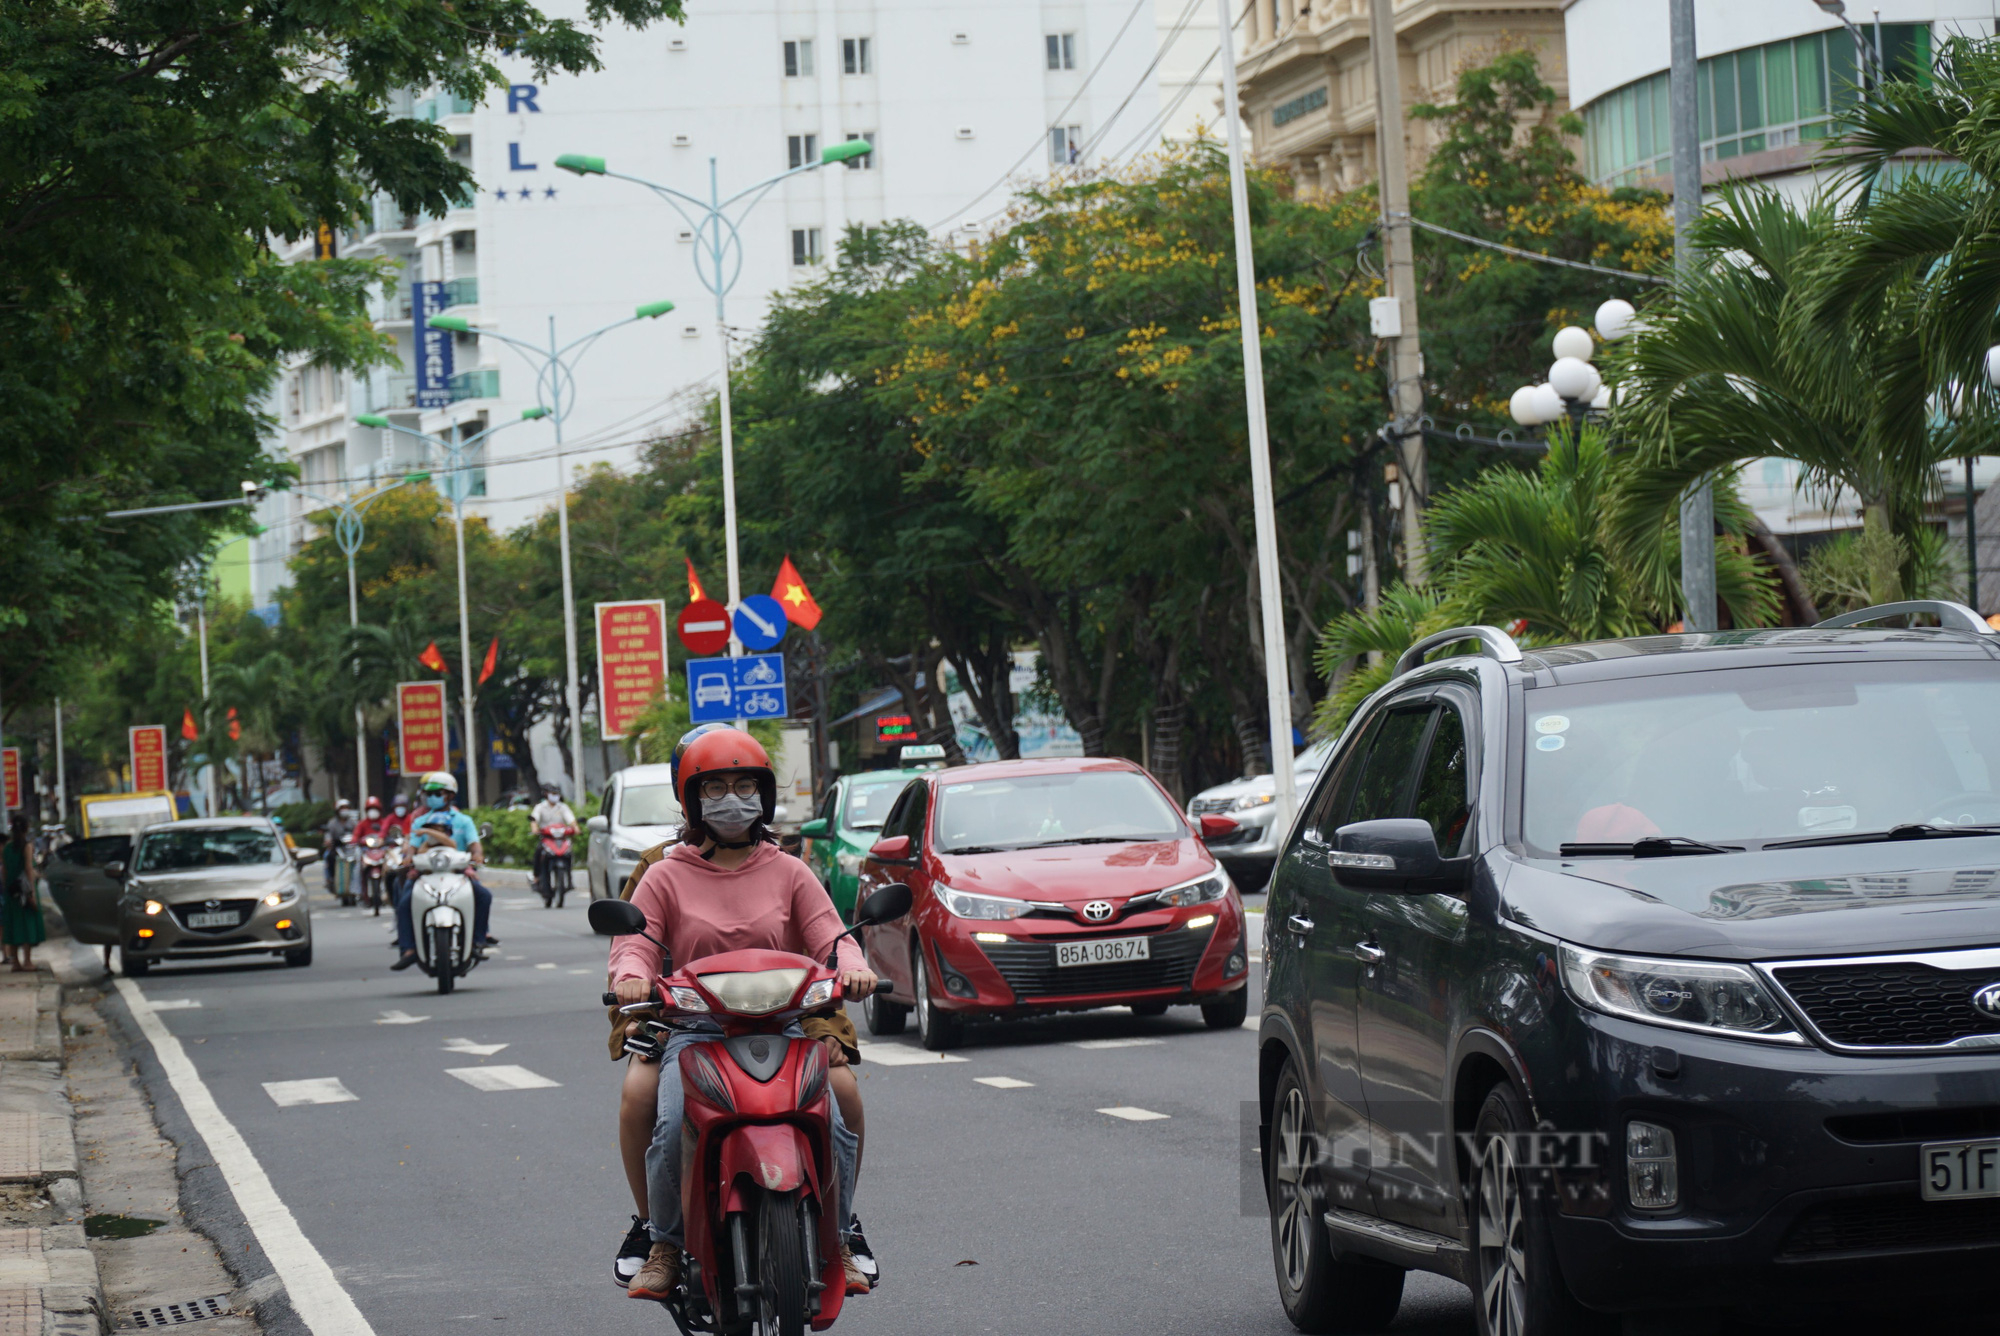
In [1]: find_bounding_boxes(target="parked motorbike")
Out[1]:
[588,881,912,1336]
[408,843,484,995]
[536,823,576,909]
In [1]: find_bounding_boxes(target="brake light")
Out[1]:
[685,1047,735,1111]
[796,1036,829,1110]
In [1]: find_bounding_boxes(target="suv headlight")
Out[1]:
[614,845,647,862]
[1145,871,1230,908]
[934,883,1027,920]
[1560,945,1804,1044]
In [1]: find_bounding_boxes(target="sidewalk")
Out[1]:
[0,963,105,1336]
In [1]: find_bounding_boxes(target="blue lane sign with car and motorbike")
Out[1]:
[686,653,788,722]
[732,594,789,651]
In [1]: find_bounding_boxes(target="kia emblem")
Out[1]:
[1081,901,1115,923]
[1973,981,2000,1020]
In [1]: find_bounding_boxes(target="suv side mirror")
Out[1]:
[856,882,913,924]
[103,860,126,880]
[588,898,648,937]
[799,818,829,839]
[587,814,608,833]
[868,835,914,863]
[478,822,494,840]
[1331,818,1468,893]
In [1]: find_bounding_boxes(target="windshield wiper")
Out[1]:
[1764,822,2000,851]
[1031,836,1157,847]
[1559,836,1743,858]
[942,845,1011,855]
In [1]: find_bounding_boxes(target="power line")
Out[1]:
[1393,213,1671,286]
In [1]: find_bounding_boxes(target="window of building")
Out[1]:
[845,132,875,170]
[783,39,814,77]
[843,37,871,75]
[1048,125,1082,165]
[787,134,818,169]
[791,228,822,266]
[1046,33,1076,71]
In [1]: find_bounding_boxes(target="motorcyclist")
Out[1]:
[353,796,394,841]
[609,727,876,1303]
[529,782,576,897]
[321,799,356,899]
[390,772,499,970]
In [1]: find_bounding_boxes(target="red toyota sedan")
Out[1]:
[855,757,1252,1049]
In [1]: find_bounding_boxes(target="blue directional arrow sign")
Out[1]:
[733,594,789,651]
[686,653,788,723]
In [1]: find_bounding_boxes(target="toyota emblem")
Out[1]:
[1973,981,2000,1020]
[1081,901,1115,923]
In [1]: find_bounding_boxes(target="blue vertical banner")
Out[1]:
[414,280,454,408]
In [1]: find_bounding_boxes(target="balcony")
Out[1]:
[355,373,417,413]
[420,93,479,122]
[440,277,479,309]
[448,369,499,402]
[378,290,414,323]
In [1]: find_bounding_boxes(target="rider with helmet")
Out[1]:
[529,782,576,897]
[321,799,356,898]
[391,772,499,970]
[353,796,394,841]
[608,727,877,1303]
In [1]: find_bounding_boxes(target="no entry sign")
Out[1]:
[676,599,731,656]
[596,600,668,741]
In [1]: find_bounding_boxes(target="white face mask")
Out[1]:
[703,793,762,841]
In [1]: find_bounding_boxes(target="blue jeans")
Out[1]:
[394,874,491,953]
[646,1023,858,1248]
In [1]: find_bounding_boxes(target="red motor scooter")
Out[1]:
[589,883,910,1336]
[536,823,576,908]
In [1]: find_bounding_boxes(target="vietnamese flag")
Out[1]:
[419,641,450,674]
[227,707,241,742]
[182,709,198,741]
[685,557,707,603]
[477,637,499,686]
[772,555,823,631]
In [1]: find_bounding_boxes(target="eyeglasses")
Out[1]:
[698,776,762,801]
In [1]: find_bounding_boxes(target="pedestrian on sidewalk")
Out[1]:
[1,814,46,972]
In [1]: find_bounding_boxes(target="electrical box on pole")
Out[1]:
[1369,0,1428,585]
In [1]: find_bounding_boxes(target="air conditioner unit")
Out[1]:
[668,37,687,52]
[673,133,692,147]
[676,229,695,243]
[951,32,970,44]
[682,325,701,338]
[955,126,974,140]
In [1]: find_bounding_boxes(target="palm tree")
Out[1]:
[213,652,302,813]
[1607,186,1957,605]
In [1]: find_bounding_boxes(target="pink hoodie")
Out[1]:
[607,842,864,984]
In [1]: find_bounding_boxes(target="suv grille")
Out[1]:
[1190,798,1234,817]
[1778,1192,2000,1258]
[977,925,1214,1000]
[1770,960,2000,1049]
[169,899,260,935]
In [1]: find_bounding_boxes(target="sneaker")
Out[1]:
[628,1241,681,1300]
[390,952,418,972]
[847,1216,880,1287]
[840,1243,870,1296]
[613,1215,650,1287]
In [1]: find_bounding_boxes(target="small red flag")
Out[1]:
[772,555,822,631]
[226,707,241,742]
[419,641,449,674]
[182,709,198,741]
[686,558,707,603]
[477,637,498,686]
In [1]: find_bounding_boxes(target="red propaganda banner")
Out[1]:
[397,681,450,776]
[129,725,169,792]
[0,748,18,812]
[596,600,669,741]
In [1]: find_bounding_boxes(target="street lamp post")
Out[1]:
[1509,301,1635,432]
[357,409,548,802]
[290,472,433,808]
[421,301,675,803]
[554,142,870,626]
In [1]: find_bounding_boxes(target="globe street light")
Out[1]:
[288,472,432,809]
[1509,300,1635,428]
[419,301,674,801]
[555,141,871,633]
[357,408,549,800]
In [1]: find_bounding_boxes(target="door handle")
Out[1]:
[1286,915,1315,936]
[1353,940,1386,964]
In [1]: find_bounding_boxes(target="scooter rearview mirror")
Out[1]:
[587,898,648,937]
[856,882,913,925]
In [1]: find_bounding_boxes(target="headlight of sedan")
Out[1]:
[263,886,299,907]
[143,899,165,917]
[1146,871,1231,908]
[1232,793,1277,812]
[933,883,1028,921]
[1559,945,1804,1044]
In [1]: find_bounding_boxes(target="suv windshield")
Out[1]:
[935,770,1183,852]
[1523,661,2000,852]
[619,783,682,827]
[135,827,281,873]
[843,779,908,831]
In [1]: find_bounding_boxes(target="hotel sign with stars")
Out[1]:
[495,83,558,202]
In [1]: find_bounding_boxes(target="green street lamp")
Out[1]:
[354,407,548,798]
[413,301,673,801]
[556,142,869,637]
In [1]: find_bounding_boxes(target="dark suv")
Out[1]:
[1257,603,2000,1335]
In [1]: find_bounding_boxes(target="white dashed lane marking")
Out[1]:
[441,1038,508,1056]
[447,1065,561,1092]
[855,1042,967,1067]
[534,963,558,971]
[974,1076,1034,1089]
[1071,1038,1164,1051]
[1097,1106,1170,1122]
[150,999,202,1011]
[264,1078,358,1108]
[376,1010,429,1025]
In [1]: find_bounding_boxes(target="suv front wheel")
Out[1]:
[1471,1083,1608,1336]
[1268,1060,1403,1332]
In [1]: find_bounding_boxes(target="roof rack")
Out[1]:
[1393,625,1524,679]
[1813,600,1996,635]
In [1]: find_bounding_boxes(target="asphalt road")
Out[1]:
[88,876,1476,1336]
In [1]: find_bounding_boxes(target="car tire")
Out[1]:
[1129,1002,1171,1017]
[1202,987,1250,1029]
[284,944,313,967]
[1268,1060,1403,1333]
[1471,1083,1610,1336]
[863,987,909,1037]
[913,945,962,1051]
[120,951,149,979]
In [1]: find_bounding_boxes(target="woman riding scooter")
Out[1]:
[608,727,876,1303]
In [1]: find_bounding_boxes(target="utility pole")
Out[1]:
[1672,0,1717,632]
[197,597,216,817]
[53,699,65,826]
[1370,0,1428,584]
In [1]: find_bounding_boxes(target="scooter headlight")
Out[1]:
[800,977,838,1010]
